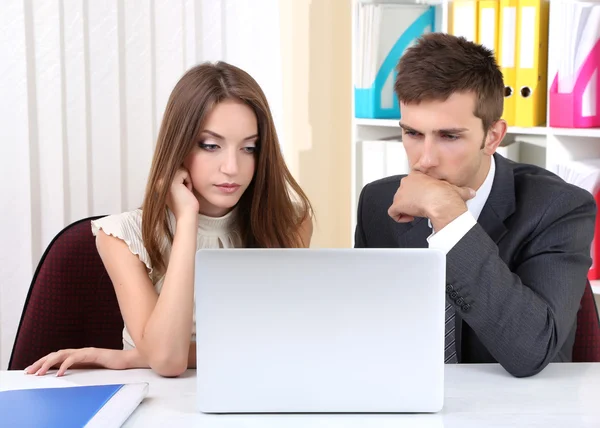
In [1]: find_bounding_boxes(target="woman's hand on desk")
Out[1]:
[24,347,148,377]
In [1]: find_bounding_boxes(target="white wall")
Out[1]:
[0,0,284,370]
[278,0,353,248]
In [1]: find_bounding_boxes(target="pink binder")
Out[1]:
[549,39,600,128]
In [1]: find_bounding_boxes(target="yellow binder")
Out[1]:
[497,0,518,126]
[514,0,550,127]
[449,0,478,43]
[478,1,500,55]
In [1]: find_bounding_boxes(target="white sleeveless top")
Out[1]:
[91,208,242,350]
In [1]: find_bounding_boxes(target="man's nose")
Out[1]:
[416,137,438,171]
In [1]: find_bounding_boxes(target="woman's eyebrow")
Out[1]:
[201,129,258,141]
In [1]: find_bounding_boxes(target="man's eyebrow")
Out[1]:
[398,123,468,134]
[201,130,259,141]
[398,122,420,132]
[435,127,469,134]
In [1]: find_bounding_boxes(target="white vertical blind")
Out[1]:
[33,0,66,264]
[0,0,284,369]
[63,0,91,223]
[124,0,154,210]
[0,0,35,371]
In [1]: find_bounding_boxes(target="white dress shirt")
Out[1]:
[427,156,496,254]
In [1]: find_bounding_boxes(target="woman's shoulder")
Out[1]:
[91,209,143,238]
[291,199,313,247]
[91,209,153,272]
[291,197,312,222]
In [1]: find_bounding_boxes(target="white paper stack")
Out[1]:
[496,140,520,162]
[358,140,410,189]
[555,1,600,104]
[555,158,600,195]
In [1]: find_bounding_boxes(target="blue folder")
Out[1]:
[355,5,436,119]
[0,384,140,427]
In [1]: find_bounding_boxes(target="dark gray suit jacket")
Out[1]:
[354,153,596,377]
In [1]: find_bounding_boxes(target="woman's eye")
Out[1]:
[199,142,219,151]
[243,146,256,154]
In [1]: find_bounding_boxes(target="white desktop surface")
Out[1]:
[2,363,599,427]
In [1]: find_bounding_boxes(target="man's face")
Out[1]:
[399,92,505,190]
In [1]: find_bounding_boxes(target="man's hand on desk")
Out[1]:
[387,171,475,231]
[24,347,148,377]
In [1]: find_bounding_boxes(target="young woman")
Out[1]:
[25,61,313,377]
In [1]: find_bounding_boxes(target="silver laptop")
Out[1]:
[194,248,446,413]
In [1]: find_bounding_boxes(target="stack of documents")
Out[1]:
[549,1,600,128]
[358,140,409,189]
[354,2,435,119]
[555,158,600,280]
[495,139,520,162]
[556,159,600,194]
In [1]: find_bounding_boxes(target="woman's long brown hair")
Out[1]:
[141,62,312,277]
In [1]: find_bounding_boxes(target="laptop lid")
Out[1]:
[194,248,445,413]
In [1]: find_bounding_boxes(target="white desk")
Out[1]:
[2,363,599,427]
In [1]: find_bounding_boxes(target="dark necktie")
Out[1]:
[445,299,458,363]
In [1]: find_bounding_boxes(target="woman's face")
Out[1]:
[183,99,258,217]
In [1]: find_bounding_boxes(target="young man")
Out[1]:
[354,33,596,378]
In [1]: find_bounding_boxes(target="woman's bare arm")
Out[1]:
[96,214,197,377]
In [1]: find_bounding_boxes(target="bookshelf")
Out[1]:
[351,0,600,295]
[355,118,600,142]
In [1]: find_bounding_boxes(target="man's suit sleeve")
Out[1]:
[354,183,369,248]
[447,190,596,377]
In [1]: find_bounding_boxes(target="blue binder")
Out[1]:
[355,5,436,119]
[0,383,146,427]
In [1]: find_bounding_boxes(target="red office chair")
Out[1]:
[8,216,124,370]
[573,280,600,362]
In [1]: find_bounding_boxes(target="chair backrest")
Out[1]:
[9,216,124,370]
[573,280,600,362]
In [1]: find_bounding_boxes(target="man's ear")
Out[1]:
[482,119,508,155]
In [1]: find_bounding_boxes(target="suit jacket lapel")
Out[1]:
[477,154,516,243]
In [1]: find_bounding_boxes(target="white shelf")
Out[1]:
[508,126,548,136]
[591,280,600,296]
[355,118,399,127]
[355,119,600,138]
[551,127,600,138]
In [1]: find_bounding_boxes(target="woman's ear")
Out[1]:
[181,154,192,173]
